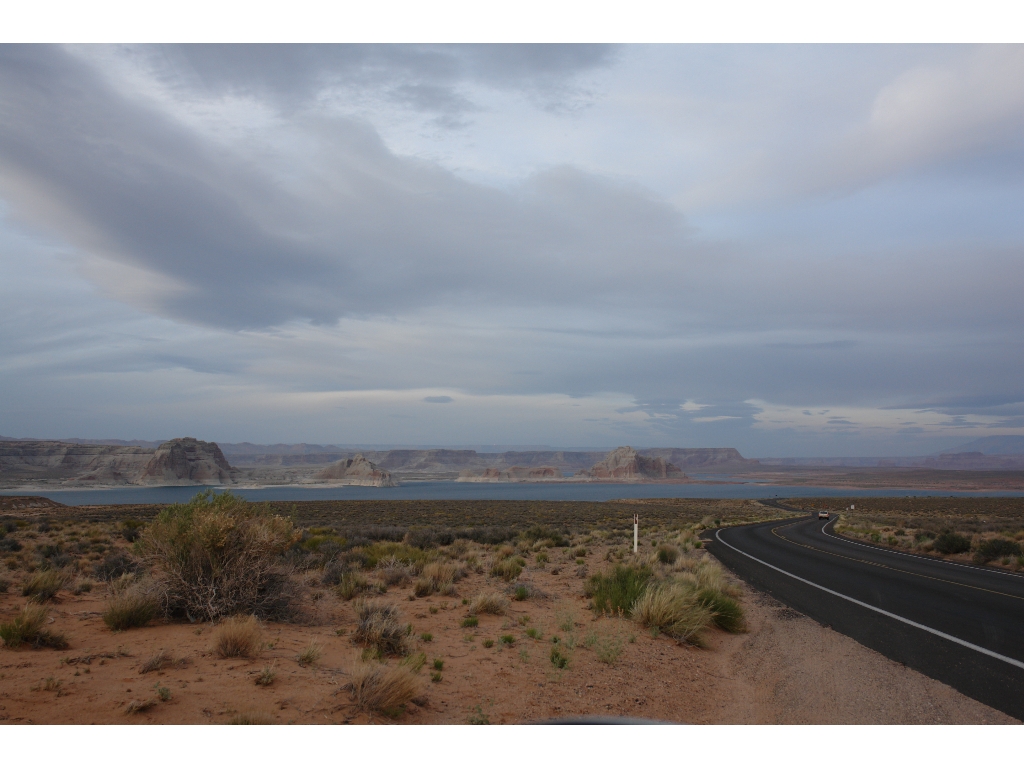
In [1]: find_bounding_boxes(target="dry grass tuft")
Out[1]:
[353,600,409,656]
[255,665,276,686]
[213,615,264,658]
[139,650,173,674]
[103,580,160,631]
[297,639,322,667]
[124,698,157,715]
[227,711,274,724]
[490,557,524,582]
[0,604,68,649]
[22,569,69,602]
[631,581,714,645]
[468,591,509,616]
[346,663,423,717]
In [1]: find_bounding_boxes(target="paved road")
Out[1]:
[705,509,1024,721]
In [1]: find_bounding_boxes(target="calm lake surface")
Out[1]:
[6,482,1024,506]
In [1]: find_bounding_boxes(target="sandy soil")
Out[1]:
[0,549,1013,725]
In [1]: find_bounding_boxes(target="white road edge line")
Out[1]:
[714,527,1024,671]
[819,518,1024,581]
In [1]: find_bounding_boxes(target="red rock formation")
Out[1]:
[459,466,564,482]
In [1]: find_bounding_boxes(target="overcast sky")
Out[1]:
[1,43,1022,456]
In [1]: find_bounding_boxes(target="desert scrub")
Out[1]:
[375,555,412,586]
[361,542,430,569]
[461,615,479,628]
[354,600,410,656]
[336,572,370,600]
[414,561,462,596]
[213,615,264,658]
[103,579,160,631]
[138,491,299,622]
[468,591,509,616]
[490,557,524,582]
[22,569,69,602]
[974,538,1022,564]
[0,604,68,649]
[585,564,653,614]
[346,663,422,717]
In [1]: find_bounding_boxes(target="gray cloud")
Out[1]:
[1,44,1023,455]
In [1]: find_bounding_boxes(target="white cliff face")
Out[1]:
[313,454,396,487]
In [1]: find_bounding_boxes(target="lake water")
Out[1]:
[5,481,1023,506]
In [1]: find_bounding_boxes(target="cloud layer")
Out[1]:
[1,44,1023,455]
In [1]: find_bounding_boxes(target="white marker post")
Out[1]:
[633,513,639,554]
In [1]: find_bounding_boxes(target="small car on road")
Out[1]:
[818,510,830,520]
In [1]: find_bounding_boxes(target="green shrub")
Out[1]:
[138,491,298,621]
[433,658,444,671]
[482,638,494,648]
[933,532,972,555]
[513,585,530,601]
[525,627,541,640]
[500,634,514,645]
[974,538,1022,564]
[550,646,569,669]
[656,544,680,564]
[696,588,745,633]
[461,616,478,628]
[585,564,653,614]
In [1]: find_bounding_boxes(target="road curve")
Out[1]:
[705,512,1024,721]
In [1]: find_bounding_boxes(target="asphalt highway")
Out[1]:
[705,509,1024,720]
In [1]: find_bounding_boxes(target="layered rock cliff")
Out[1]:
[313,454,396,487]
[0,437,237,487]
[458,466,563,482]
[137,438,236,486]
[576,446,687,480]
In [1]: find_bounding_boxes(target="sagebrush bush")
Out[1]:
[139,491,299,621]
[354,600,409,656]
[103,580,160,631]
[22,569,69,602]
[213,615,264,658]
[93,550,143,581]
[346,663,422,717]
[933,531,972,555]
[586,564,652,614]
[468,591,509,616]
[974,538,1022,564]
[336,572,369,600]
[0,604,68,649]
